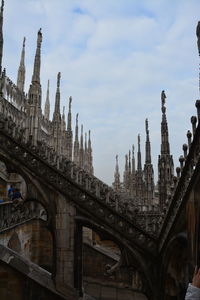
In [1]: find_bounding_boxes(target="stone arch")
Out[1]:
[160,232,188,299]
[0,151,56,222]
[75,215,155,300]
[7,232,22,254]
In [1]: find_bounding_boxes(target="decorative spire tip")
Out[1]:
[23,37,26,47]
[57,72,61,88]
[197,21,200,56]
[1,0,4,13]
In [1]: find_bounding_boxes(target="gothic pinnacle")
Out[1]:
[61,106,66,131]
[73,113,79,165]
[160,90,170,155]
[145,118,149,140]
[132,144,136,175]
[44,80,50,120]
[17,36,26,92]
[145,118,151,163]
[161,90,166,114]
[137,134,142,172]
[114,154,120,193]
[1,0,4,13]
[54,72,61,116]
[67,96,72,131]
[32,28,42,84]
[75,113,79,139]
[69,96,72,111]
[57,71,61,88]
[80,124,83,148]
[0,0,4,71]
[88,129,91,148]
[197,21,200,56]
[115,155,119,177]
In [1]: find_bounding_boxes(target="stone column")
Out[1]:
[74,223,83,297]
[54,194,76,293]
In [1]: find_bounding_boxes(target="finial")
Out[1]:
[23,37,26,48]
[69,96,72,109]
[197,21,200,56]
[37,28,42,47]
[161,90,166,113]
[132,144,134,154]
[138,134,140,146]
[89,130,91,139]
[81,124,83,134]
[47,79,49,88]
[1,0,4,13]
[63,106,65,115]
[116,154,118,163]
[145,118,149,134]
[57,72,61,88]
[76,113,78,123]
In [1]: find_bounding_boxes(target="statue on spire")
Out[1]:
[161,90,166,114]
[37,28,42,47]
[132,144,134,154]
[138,134,140,146]
[69,96,72,110]
[1,0,4,14]
[196,21,200,56]
[145,118,149,135]
[0,0,4,72]
[57,72,61,88]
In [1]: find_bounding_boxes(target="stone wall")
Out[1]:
[83,243,147,300]
[0,219,53,272]
[0,261,64,300]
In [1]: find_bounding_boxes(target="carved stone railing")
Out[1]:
[0,114,157,256]
[158,104,200,252]
[0,201,47,232]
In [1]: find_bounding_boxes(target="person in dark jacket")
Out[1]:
[12,188,23,203]
[185,267,200,299]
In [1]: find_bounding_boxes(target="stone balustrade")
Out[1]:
[0,201,47,232]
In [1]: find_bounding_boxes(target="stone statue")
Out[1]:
[196,21,200,56]
[57,72,61,87]
[161,90,166,106]
[161,90,166,114]
[37,28,42,47]
[145,118,149,135]
[69,96,72,110]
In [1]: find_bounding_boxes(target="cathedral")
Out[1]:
[0,0,200,299]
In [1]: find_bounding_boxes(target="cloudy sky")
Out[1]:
[2,0,200,185]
